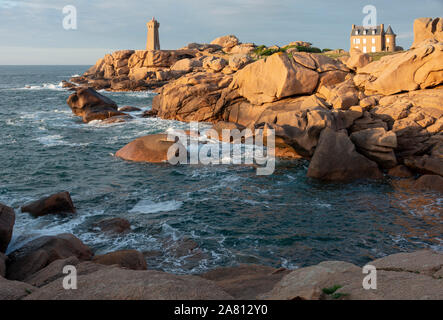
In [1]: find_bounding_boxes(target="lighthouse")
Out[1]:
[146,17,160,51]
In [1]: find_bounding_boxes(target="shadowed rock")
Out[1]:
[21,191,76,217]
[0,203,15,253]
[6,233,93,281]
[307,128,383,181]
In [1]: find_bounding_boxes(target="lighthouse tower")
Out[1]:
[146,17,160,51]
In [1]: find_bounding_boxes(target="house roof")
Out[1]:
[351,25,382,36]
[385,25,395,35]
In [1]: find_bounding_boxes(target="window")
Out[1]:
[372,38,376,44]
[372,46,376,52]
[363,38,367,44]
[363,30,367,35]
[353,38,356,44]
[387,38,390,43]
[355,30,359,35]
[356,38,360,44]
[363,46,367,53]
[372,30,376,35]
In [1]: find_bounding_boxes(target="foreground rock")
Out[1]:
[92,250,147,271]
[200,265,290,300]
[115,134,179,163]
[307,128,383,181]
[21,191,76,217]
[0,276,36,300]
[6,233,93,281]
[262,250,443,300]
[25,265,233,300]
[67,87,125,123]
[0,203,15,253]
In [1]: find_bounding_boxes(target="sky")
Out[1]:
[0,0,442,65]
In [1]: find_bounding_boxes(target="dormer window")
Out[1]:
[363,30,367,35]
[372,30,376,35]
[355,30,359,35]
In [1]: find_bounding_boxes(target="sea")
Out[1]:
[0,65,441,274]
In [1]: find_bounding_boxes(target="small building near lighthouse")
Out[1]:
[146,17,160,51]
[350,24,397,53]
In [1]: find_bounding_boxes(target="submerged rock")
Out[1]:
[93,217,131,234]
[92,250,147,271]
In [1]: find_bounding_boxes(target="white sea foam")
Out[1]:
[18,82,66,91]
[129,200,183,214]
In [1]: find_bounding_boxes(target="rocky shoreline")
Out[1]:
[63,18,443,189]
[1,198,442,300]
[1,18,442,300]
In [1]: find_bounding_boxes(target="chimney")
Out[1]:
[380,23,384,33]
[352,24,355,29]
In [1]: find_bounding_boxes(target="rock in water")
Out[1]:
[307,128,383,181]
[413,175,443,193]
[115,134,180,163]
[93,217,131,234]
[92,250,147,270]
[0,203,15,253]
[67,87,125,123]
[21,191,76,217]
[6,233,93,281]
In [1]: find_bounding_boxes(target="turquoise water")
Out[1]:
[0,65,442,274]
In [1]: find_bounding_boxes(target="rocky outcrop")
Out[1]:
[21,191,76,217]
[6,233,93,281]
[153,72,233,122]
[230,53,320,105]
[228,54,253,71]
[25,265,233,300]
[115,134,178,163]
[92,250,147,271]
[355,40,443,95]
[67,87,125,123]
[350,128,398,169]
[210,35,239,52]
[261,250,443,300]
[346,48,372,70]
[412,17,443,48]
[307,128,382,181]
[0,203,15,253]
